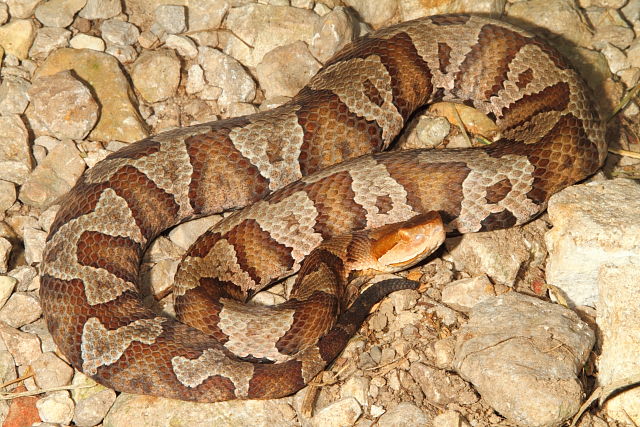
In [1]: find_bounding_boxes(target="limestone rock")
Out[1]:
[0,115,32,185]
[34,48,148,142]
[0,19,36,59]
[34,0,86,27]
[309,6,359,63]
[198,47,256,109]
[256,41,321,98]
[131,49,181,103]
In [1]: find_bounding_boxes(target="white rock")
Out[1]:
[186,64,206,95]
[0,181,16,217]
[34,0,86,28]
[0,322,42,366]
[454,293,594,426]
[28,70,99,140]
[340,376,369,407]
[19,139,86,209]
[0,19,37,59]
[310,397,362,427]
[313,2,331,15]
[628,39,640,69]
[0,240,11,274]
[198,47,256,108]
[101,19,140,46]
[377,402,429,425]
[79,0,121,19]
[0,76,30,115]
[398,115,451,150]
[6,0,41,19]
[165,34,198,59]
[292,0,314,8]
[400,0,506,20]
[72,373,117,427]
[188,0,229,31]
[131,49,181,103]
[310,6,358,63]
[441,275,496,313]
[37,391,75,425]
[29,27,71,60]
[168,215,222,250]
[106,44,138,64]
[0,291,41,327]
[545,179,640,307]
[593,24,635,51]
[600,42,629,74]
[0,3,8,25]
[23,226,46,265]
[226,102,258,118]
[257,41,321,98]
[70,33,106,51]
[32,352,74,389]
[343,0,398,28]
[0,276,17,309]
[155,5,187,34]
[433,411,471,427]
[0,115,32,185]
[224,3,321,67]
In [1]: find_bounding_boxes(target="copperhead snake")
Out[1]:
[40,15,606,402]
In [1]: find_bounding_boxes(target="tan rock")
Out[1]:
[257,41,321,99]
[0,19,36,59]
[35,48,148,142]
[131,49,181,103]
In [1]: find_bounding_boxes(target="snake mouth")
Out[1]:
[371,211,446,270]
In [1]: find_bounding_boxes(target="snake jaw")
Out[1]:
[372,211,446,271]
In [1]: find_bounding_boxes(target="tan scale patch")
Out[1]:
[84,128,201,219]
[172,348,254,396]
[41,189,144,305]
[218,299,296,362]
[348,157,418,228]
[81,317,166,375]
[309,56,403,144]
[228,105,305,191]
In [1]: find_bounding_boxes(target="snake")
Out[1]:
[39,14,606,402]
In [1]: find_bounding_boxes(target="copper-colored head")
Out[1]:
[370,211,445,271]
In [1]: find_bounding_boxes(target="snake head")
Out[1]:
[370,211,446,272]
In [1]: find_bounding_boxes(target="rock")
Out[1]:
[454,293,594,427]
[340,376,369,407]
[23,225,46,265]
[545,179,640,307]
[0,292,41,328]
[0,3,6,25]
[399,0,506,20]
[224,3,321,67]
[188,0,229,32]
[31,352,74,389]
[0,239,10,274]
[226,102,258,118]
[343,0,398,28]
[0,115,32,185]
[79,0,121,19]
[186,64,206,95]
[19,139,86,209]
[598,260,640,423]
[35,48,148,142]
[310,6,359,63]
[131,49,181,103]
[72,373,117,427]
[105,44,138,64]
[310,397,362,427]
[36,391,74,425]
[138,30,159,49]
[629,40,640,69]
[600,42,629,75]
[0,181,16,217]
[446,218,547,287]
[28,27,71,60]
[141,258,180,298]
[34,0,86,27]
[6,0,41,19]
[376,402,429,426]
[593,24,635,51]
[101,19,140,46]
[506,0,592,48]
[410,362,471,406]
[257,41,321,99]
[432,411,471,427]
[0,276,17,309]
[70,33,105,51]
[168,216,223,250]
[441,275,496,313]
[432,337,456,369]
[398,115,451,150]
[28,70,99,140]
[165,34,198,59]
[0,322,42,366]
[103,394,297,426]
[0,76,30,115]
[0,19,36,59]
[155,4,187,35]
[198,47,256,109]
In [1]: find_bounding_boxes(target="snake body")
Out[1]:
[40,15,606,402]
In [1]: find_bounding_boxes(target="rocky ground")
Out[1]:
[0,0,639,426]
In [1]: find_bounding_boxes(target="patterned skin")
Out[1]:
[40,15,606,401]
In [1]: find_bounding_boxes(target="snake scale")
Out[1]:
[40,15,606,402]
